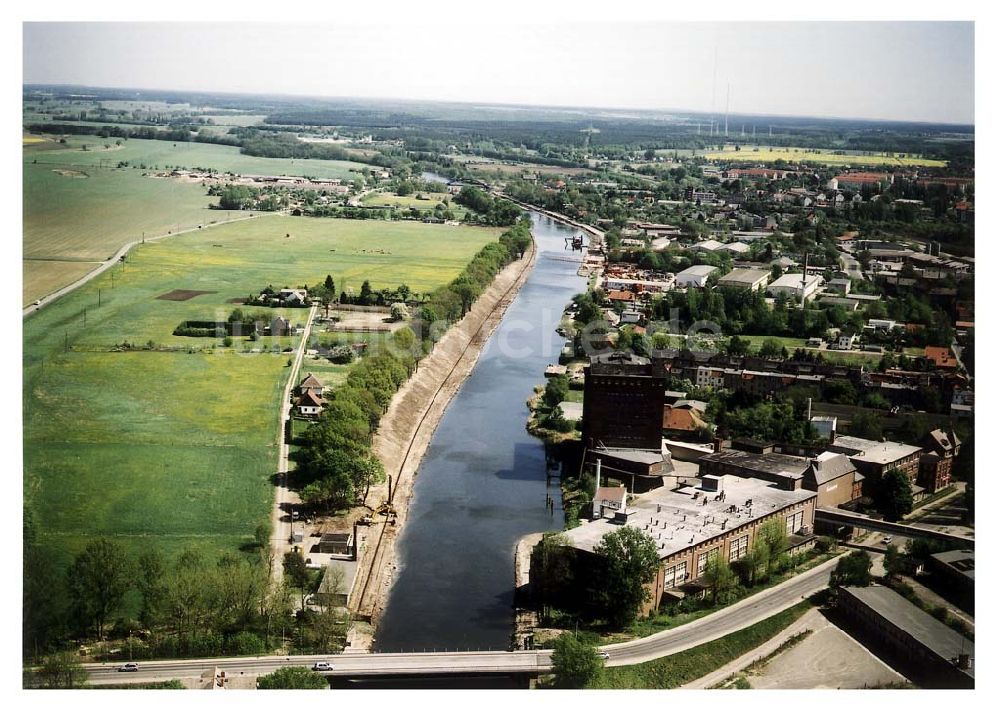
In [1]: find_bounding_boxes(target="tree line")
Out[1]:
[22,500,339,668]
[453,186,523,226]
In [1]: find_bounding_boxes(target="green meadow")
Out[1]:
[23,215,501,566]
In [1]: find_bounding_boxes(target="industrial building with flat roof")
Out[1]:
[829,435,922,486]
[698,449,859,506]
[837,585,974,688]
[559,475,816,612]
[674,264,719,288]
[766,272,822,301]
[717,267,771,291]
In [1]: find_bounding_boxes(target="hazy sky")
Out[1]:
[23,21,974,124]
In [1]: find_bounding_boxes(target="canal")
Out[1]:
[375,211,587,651]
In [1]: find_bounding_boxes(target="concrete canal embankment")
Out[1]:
[347,236,539,637]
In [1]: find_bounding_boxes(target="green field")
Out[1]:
[360,191,453,210]
[22,137,379,304]
[23,160,242,304]
[26,136,370,178]
[703,145,947,168]
[739,335,808,351]
[23,215,500,567]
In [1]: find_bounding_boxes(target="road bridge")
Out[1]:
[80,555,841,686]
[815,507,974,547]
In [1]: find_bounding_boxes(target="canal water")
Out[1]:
[375,212,587,651]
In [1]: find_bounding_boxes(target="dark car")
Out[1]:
[117,663,139,672]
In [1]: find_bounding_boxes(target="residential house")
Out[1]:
[918,428,961,493]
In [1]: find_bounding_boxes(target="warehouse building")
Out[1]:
[766,272,822,302]
[674,264,719,289]
[717,267,771,292]
[837,585,974,688]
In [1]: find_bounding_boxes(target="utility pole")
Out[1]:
[724,83,730,138]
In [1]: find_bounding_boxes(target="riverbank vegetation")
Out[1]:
[293,220,534,513]
[22,506,346,672]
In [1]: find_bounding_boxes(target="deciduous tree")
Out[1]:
[66,538,133,639]
[592,527,660,628]
[550,633,602,689]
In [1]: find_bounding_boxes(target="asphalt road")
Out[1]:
[80,555,840,685]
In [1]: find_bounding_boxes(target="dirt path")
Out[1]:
[347,238,538,628]
[22,211,279,315]
[269,304,319,583]
[681,608,819,689]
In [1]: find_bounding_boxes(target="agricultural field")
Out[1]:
[450,158,594,177]
[22,137,375,304]
[25,135,370,178]
[23,215,501,566]
[23,158,243,305]
[702,145,947,168]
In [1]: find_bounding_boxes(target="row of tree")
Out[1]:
[415,220,532,327]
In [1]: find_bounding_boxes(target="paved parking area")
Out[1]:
[748,611,908,689]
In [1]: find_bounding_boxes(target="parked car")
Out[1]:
[312,662,334,672]
[117,663,139,672]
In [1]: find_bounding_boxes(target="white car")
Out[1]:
[598,651,610,660]
[882,535,894,544]
[312,661,334,672]
[117,663,139,672]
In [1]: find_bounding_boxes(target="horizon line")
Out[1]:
[22,81,977,130]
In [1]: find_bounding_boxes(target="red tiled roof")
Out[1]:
[924,346,958,369]
[662,405,707,432]
[607,290,636,302]
[299,373,324,390]
[297,389,326,407]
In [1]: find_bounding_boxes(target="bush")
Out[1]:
[227,631,266,656]
[814,536,837,554]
